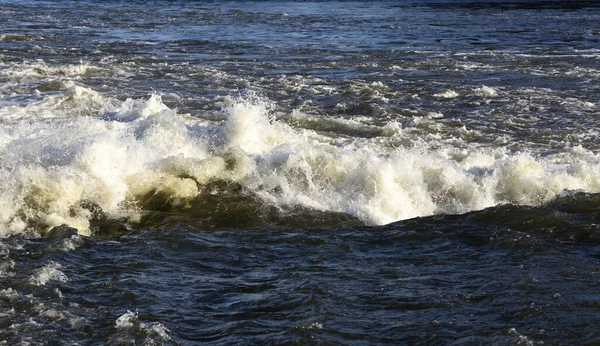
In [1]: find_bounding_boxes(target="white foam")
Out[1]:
[0,89,211,236]
[0,258,15,278]
[29,262,68,286]
[39,308,68,321]
[223,95,298,154]
[0,81,107,121]
[474,86,498,97]
[508,327,535,346]
[114,310,172,342]
[0,307,16,318]
[434,90,459,99]
[115,310,138,329]
[55,235,82,252]
[1,72,600,235]
[426,112,444,119]
[0,287,20,299]
[2,60,126,80]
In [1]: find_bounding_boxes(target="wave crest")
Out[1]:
[1,88,599,237]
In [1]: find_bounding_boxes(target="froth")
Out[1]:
[29,262,68,286]
[1,84,600,236]
[434,90,459,99]
[223,95,301,154]
[474,86,498,97]
[113,310,172,344]
[0,91,207,236]
[0,81,106,120]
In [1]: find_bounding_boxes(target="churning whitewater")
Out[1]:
[2,1,600,345]
[1,60,599,236]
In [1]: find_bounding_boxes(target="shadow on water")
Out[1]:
[86,180,364,239]
[3,191,598,345]
[85,188,600,243]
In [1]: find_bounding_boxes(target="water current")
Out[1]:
[1,0,600,344]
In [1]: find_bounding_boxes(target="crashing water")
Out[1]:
[1,0,600,344]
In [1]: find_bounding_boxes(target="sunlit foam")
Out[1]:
[1,83,600,236]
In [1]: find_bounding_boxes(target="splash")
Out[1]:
[1,79,599,236]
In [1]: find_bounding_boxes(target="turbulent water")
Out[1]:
[1,0,600,344]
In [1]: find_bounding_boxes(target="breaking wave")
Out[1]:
[0,77,599,237]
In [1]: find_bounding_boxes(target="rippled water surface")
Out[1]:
[1,0,600,344]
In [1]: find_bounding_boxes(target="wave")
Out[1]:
[0,79,599,237]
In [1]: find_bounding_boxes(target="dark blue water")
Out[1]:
[1,1,600,344]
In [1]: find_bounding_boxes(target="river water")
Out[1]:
[1,0,600,344]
